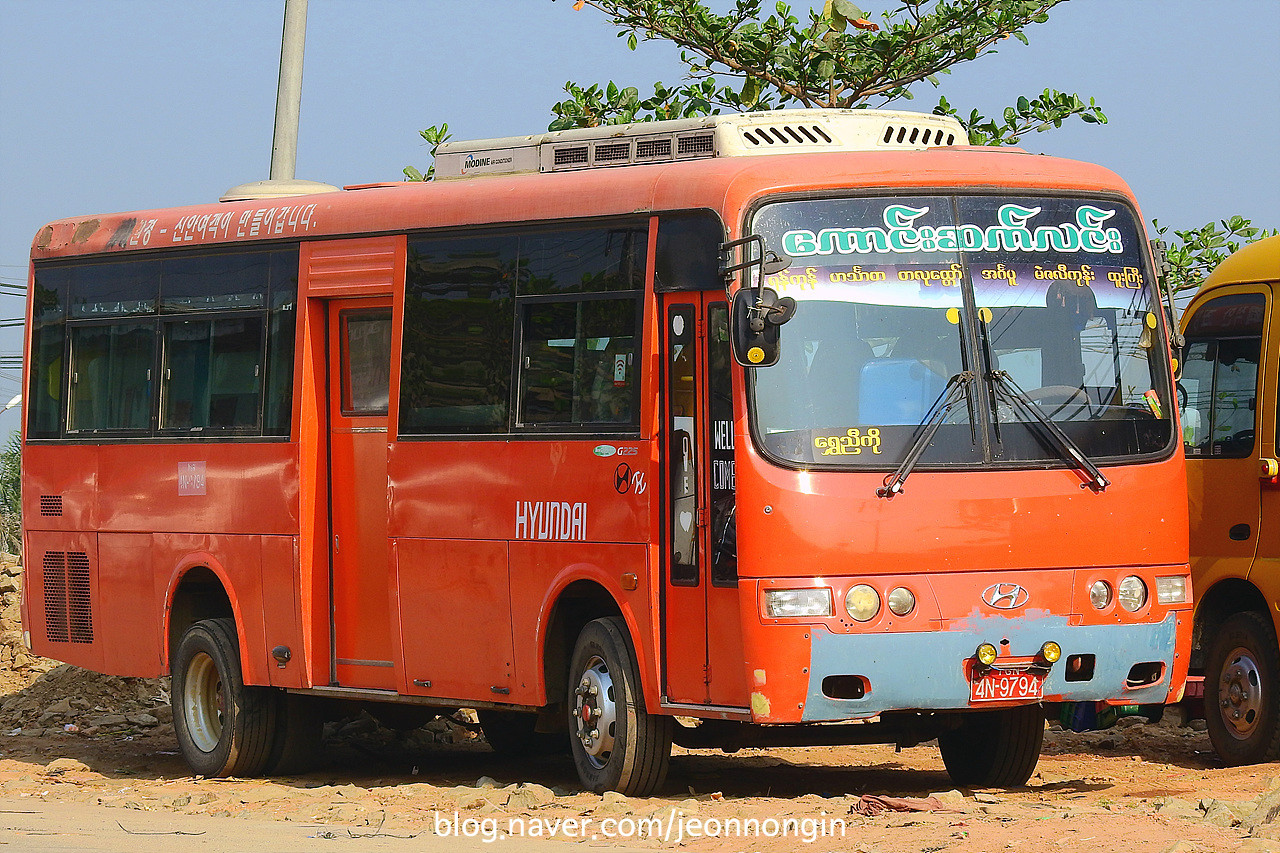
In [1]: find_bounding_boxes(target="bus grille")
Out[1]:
[42,550,94,644]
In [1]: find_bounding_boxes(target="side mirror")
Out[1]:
[721,235,796,367]
[731,287,797,367]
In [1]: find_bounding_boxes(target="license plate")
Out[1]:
[969,668,1044,704]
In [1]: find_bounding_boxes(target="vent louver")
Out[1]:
[677,133,715,156]
[741,123,834,147]
[553,146,589,167]
[39,495,63,517]
[594,142,631,163]
[635,138,672,160]
[42,550,94,644]
[881,123,957,147]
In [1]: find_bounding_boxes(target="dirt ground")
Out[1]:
[0,661,1273,853]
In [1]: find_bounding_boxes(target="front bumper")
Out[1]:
[799,610,1179,722]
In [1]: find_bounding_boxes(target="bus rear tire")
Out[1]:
[938,704,1044,787]
[1205,611,1280,765]
[567,617,672,795]
[172,618,276,777]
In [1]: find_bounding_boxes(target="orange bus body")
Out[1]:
[21,126,1192,792]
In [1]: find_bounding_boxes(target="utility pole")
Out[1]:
[222,0,336,202]
[269,0,308,181]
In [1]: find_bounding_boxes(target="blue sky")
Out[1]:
[1,0,1278,434]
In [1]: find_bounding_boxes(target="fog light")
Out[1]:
[1156,576,1188,604]
[1040,641,1062,663]
[1089,580,1112,609]
[1118,576,1147,612]
[845,584,881,622]
[764,588,833,618]
[976,642,998,666]
[887,587,916,616]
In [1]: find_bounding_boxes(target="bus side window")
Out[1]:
[518,297,639,427]
[67,322,154,433]
[339,310,392,415]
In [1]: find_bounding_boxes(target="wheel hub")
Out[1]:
[183,651,225,753]
[1219,645,1263,740]
[572,655,617,768]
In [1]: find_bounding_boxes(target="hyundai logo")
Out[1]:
[981,582,1030,610]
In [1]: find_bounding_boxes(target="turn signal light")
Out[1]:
[1040,641,1062,664]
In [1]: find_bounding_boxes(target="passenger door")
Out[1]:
[327,297,396,689]
[1182,288,1269,582]
[662,293,748,708]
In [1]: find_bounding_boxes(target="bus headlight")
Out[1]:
[764,588,832,618]
[845,585,881,622]
[1118,576,1147,612]
[1089,580,1112,609]
[1156,576,1188,604]
[887,587,916,616]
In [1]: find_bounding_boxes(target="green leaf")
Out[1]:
[831,0,865,19]
[822,0,847,32]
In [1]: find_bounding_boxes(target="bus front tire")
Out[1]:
[1205,611,1280,765]
[172,618,276,778]
[938,703,1044,787]
[566,617,671,795]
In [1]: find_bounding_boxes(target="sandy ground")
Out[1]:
[0,694,1270,853]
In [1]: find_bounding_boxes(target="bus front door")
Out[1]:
[327,297,396,690]
[1183,288,1269,587]
[662,294,748,708]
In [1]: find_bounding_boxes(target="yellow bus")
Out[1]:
[1180,234,1280,764]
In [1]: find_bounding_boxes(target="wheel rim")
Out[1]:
[1217,645,1264,741]
[183,651,225,753]
[573,654,617,769]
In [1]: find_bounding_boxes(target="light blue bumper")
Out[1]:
[802,611,1178,722]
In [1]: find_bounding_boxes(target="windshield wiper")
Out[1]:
[878,371,975,499]
[988,370,1110,493]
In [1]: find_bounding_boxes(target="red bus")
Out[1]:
[21,109,1192,795]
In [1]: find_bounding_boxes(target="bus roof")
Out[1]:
[1199,234,1280,292]
[31,146,1139,262]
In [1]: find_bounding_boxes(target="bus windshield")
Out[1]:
[748,195,1174,470]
